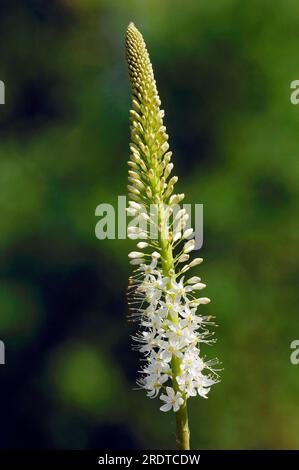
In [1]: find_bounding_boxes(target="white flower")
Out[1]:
[142,275,169,303]
[159,338,183,361]
[148,350,172,371]
[160,387,184,412]
[128,249,217,409]
[167,278,194,301]
[144,374,169,398]
[195,376,216,398]
[139,258,159,279]
[143,357,170,376]
[141,314,164,332]
[176,374,197,397]
[180,306,202,325]
[139,331,158,354]
[181,349,205,374]
[157,296,183,319]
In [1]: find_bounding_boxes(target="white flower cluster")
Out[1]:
[126,23,219,415]
[127,203,219,412]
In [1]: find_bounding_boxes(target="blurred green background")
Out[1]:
[0,0,299,450]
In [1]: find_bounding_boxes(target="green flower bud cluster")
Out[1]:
[126,23,182,207]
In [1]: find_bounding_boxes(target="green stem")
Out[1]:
[175,398,190,450]
[158,203,190,450]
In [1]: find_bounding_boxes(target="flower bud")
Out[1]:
[183,240,195,254]
[189,258,203,267]
[198,297,211,305]
[191,283,206,290]
[128,251,145,259]
[183,228,194,239]
[187,276,201,284]
[137,242,148,249]
[178,254,189,263]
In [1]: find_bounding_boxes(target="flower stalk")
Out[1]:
[125,22,219,450]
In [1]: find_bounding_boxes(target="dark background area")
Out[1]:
[0,0,299,449]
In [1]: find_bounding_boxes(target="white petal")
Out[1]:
[160,403,172,412]
[160,394,168,402]
[198,387,210,398]
[166,386,175,398]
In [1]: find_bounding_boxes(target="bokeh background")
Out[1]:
[0,0,299,450]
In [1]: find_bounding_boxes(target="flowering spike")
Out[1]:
[125,23,219,450]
